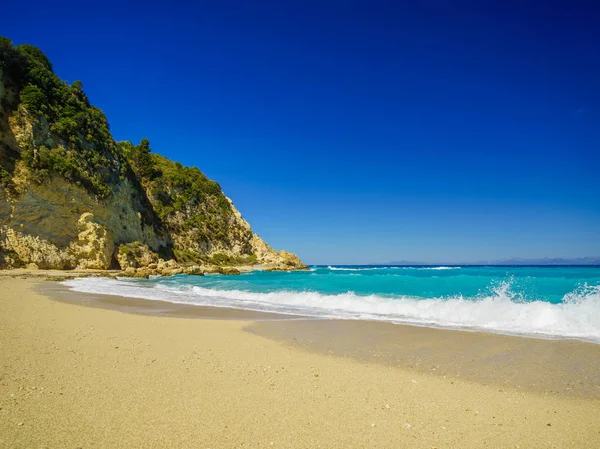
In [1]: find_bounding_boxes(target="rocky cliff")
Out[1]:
[0,37,305,274]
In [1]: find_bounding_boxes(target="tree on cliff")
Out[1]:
[130,138,156,180]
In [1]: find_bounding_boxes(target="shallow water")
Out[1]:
[63,265,600,341]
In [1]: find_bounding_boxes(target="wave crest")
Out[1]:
[63,278,600,342]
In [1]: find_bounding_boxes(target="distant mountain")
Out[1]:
[384,257,600,266]
[483,257,600,266]
[383,260,427,266]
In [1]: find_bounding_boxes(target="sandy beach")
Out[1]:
[1,277,600,448]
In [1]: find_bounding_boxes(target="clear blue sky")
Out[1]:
[4,0,599,264]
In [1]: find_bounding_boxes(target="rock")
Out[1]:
[279,250,306,268]
[26,262,39,270]
[161,267,183,276]
[0,61,305,272]
[132,268,152,279]
[117,242,159,269]
[0,171,166,271]
[217,267,240,275]
[157,259,179,270]
[70,213,113,269]
[183,265,204,276]
[250,234,306,270]
[250,234,283,265]
[264,266,292,272]
[1,227,75,269]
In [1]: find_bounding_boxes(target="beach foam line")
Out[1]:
[62,278,600,342]
[325,266,461,271]
[327,266,382,271]
[418,266,460,270]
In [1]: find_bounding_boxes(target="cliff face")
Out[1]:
[0,38,304,272]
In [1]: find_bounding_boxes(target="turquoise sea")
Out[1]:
[64,265,600,342]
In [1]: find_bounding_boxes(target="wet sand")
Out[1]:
[41,281,299,321]
[45,281,600,398]
[248,319,600,398]
[1,277,600,448]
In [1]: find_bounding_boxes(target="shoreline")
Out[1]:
[2,277,600,448]
[41,281,302,321]
[50,279,600,399]
[0,263,309,281]
[57,274,600,345]
[248,318,600,399]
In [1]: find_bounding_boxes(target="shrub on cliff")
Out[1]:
[120,138,235,244]
[1,37,119,198]
[0,37,269,267]
[210,253,257,266]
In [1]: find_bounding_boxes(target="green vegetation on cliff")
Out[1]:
[120,138,253,263]
[0,37,303,271]
[1,38,123,197]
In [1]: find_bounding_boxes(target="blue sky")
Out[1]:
[3,1,599,264]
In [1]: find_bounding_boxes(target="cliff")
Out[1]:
[0,37,305,274]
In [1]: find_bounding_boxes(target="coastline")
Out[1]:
[41,280,303,321]
[2,277,600,448]
[249,318,600,399]
[45,280,600,399]
[0,264,306,281]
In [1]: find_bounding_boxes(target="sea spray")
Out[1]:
[63,265,600,342]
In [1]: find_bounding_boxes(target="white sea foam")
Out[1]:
[325,266,461,271]
[327,266,381,271]
[62,278,600,342]
[394,266,461,270]
[418,266,460,270]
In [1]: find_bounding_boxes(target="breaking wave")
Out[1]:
[63,277,600,342]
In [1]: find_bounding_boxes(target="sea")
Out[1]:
[63,265,600,342]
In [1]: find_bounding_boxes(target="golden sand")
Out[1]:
[249,318,600,399]
[1,277,599,448]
